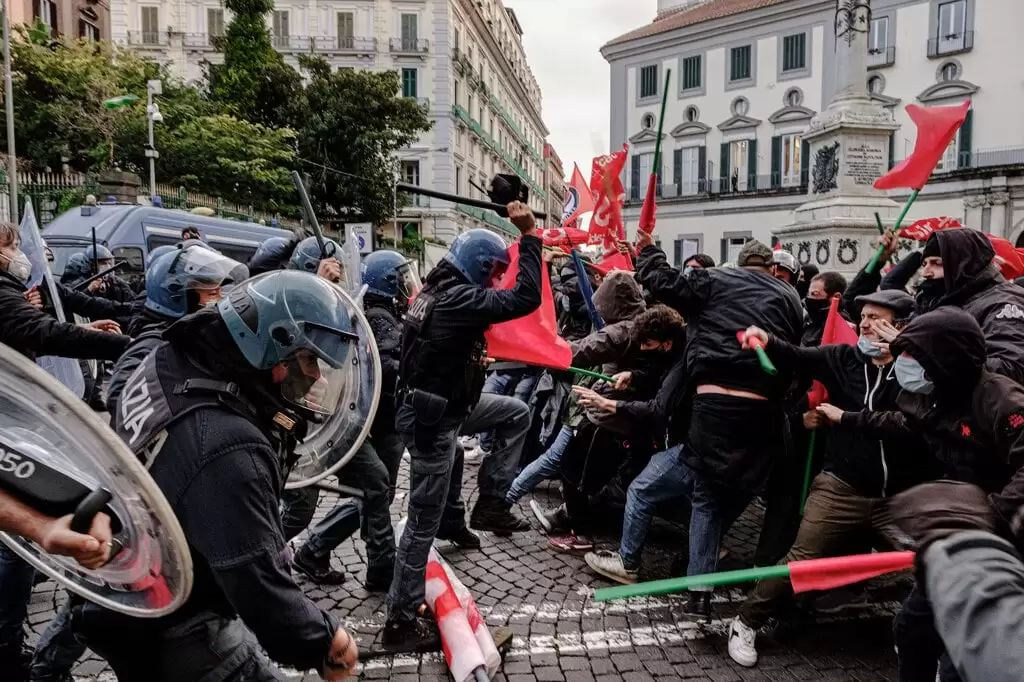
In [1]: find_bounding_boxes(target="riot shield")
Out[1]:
[286,284,383,489]
[0,343,193,618]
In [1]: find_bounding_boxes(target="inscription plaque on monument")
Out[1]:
[844,139,887,186]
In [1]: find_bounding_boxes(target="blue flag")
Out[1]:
[571,248,604,331]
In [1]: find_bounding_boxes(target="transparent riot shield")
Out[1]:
[285,283,383,489]
[0,343,193,618]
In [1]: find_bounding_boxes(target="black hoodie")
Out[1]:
[844,307,1024,534]
[932,229,1024,385]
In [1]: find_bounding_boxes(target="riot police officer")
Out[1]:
[248,236,298,277]
[289,236,345,284]
[385,201,542,652]
[77,270,359,680]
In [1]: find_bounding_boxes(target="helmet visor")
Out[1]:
[396,262,422,301]
[174,247,248,291]
[279,350,348,415]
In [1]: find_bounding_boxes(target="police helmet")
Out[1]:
[145,245,249,318]
[442,229,510,287]
[84,244,114,264]
[218,270,360,415]
[288,236,340,274]
[178,238,220,254]
[360,250,421,301]
[248,236,295,274]
[147,244,177,266]
[63,253,92,281]
[772,250,799,276]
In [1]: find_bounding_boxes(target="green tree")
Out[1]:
[207,0,303,129]
[296,59,432,225]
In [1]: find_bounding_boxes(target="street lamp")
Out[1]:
[145,79,163,200]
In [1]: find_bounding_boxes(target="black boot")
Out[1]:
[437,526,482,549]
[292,546,346,585]
[381,616,442,654]
[364,563,394,592]
[683,591,712,621]
[470,499,530,535]
[0,643,32,682]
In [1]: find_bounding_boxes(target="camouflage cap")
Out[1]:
[737,240,774,267]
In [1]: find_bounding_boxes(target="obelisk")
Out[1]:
[774,0,900,276]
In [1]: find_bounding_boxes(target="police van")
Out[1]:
[42,203,295,288]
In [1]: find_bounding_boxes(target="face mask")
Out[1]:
[917,277,945,301]
[795,281,810,299]
[894,355,934,394]
[857,335,886,358]
[682,267,694,277]
[804,297,830,318]
[1,250,32,284]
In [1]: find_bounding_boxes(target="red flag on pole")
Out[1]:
[899,216,963,241]
[874,101,971,191]
[807,295,858,409]
[988,235,1024,281]
[540,226,589,253]
[484,241,572,370]
[637,174,659,235]
[588,146,629,246]
[789,552,915,593]
[561,163,595,227]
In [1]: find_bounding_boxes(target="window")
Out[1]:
[731,97,750,117]
[401,13,419,51]
[868,75,884,94]
[684,105,699,122]
[454,79,460,107]
[730,141,749,192]
[208,9,224,39]
[641,113,655,130]
[637,152,655,197]
[454,27,461,51]
[729,45,752,82]
[782,33,807,72]
[272,11,289,48]
[141,6,159,44]
[939,61,960,81]
[934,135,959,172]
[674,236,701,267]
[455,166,463,195]
[725,236,749,264]
[402,160,421,186]
[869,17,889,54]
[639,65,659,99]
[780,134,803,186]
[681,55,702,91]
[79,20,100,41]
[938,0,966,38]
[402,68,418,98]
[338,12,354,48]
[35,0,57,35]
[784,88,802,107]
[678,147,701,195]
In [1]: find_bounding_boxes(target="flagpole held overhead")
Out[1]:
[638,68,672,235]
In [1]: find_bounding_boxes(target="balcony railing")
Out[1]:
[128,31,168,47]
[390,37,430,54]
[333,36,377,52]
[927,30,974,58]
[867,45,896,69]
[183,32,221,48]
[626,173,811,203]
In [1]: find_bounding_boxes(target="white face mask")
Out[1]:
[1,250,32,284]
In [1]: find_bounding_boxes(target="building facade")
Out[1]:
[6,0,110,41]
[602,0,1024,270]
[543,143,566,227]
[109,0,550,244]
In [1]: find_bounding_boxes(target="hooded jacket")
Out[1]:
[930,228,1024,385]
[843,307,1024,530]
[553,259,594,341]
[569,271,646,377]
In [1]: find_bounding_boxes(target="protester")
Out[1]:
[802,271,849,346]
[386,203,541,652]
[631,234,803,619]
[725,289,925,667]
[683,253,716,272]
[796,264,819,299]
[78,270,359,680]
[771,250,799,286]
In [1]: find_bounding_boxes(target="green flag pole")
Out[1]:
[568,366,618,384]
[651,69,672,184]
[799,431,817,514]
[593,564,792,602]
[866,189,920,274]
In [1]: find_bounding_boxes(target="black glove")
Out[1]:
[889,480,998,552]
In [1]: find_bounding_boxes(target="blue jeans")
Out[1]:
[478,370,538,452]
[0,544,34,652]
[31,598,87,681]
[619,446,750,588]
[506,425,573,505]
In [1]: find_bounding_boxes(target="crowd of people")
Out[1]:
[1,200,1024,682]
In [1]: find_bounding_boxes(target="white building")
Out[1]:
[109,0,550,244]
[602,0,1024,269]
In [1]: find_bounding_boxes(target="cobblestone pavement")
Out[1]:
[44,447,902,681]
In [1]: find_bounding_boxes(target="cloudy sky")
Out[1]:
[508,0,660,179]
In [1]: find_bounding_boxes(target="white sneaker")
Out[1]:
[584,550,638,585]
[728,617,758,667]
[459,435,480,450]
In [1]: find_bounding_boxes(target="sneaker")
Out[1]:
[464,448,489,464]
[529,500,569,534]
[584,550,638,585]
[292,546,346,585]
[437,526,482,549]
[682,591,712,622]
[728,616,759,667]
[381,616,443,654]
[458,435,480,450]
[470,503,530,535]
[547,533,594,553]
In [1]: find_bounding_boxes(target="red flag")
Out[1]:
[588,146,629,246]
[874,101,971,190]
[637,174,658,235]
[789,552,915,594]
[561,163,595,227]
[484,241,572,370]
[540,226,589,253]
[899,216,963,241]
[988,236,1024,281]
[589,250,634,275]
[807,295,859,409]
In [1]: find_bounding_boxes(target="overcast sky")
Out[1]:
[508,0,660,181]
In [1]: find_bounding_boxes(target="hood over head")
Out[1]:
[890,306,986,395]
[931,228,1001,304]
[592,270,645,324]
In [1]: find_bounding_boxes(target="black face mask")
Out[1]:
[795,280,810,299]
[916,277,946,308]
[804,297,830,320]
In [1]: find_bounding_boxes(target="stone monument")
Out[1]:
[774,0,900,277]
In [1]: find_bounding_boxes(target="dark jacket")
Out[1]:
[636,245,803,400]
[765,337,928,497]
[569,271,646,377]
[615,352,689,446]
[52,283,134,322]
[107,326,168,416]
[0,270,130,362]
[400,235,543,413]
[844,307,1024,529]
[101,310,338,671]
[364,294,402,436]
[553,259,592,341]
[933,228,1024,385]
